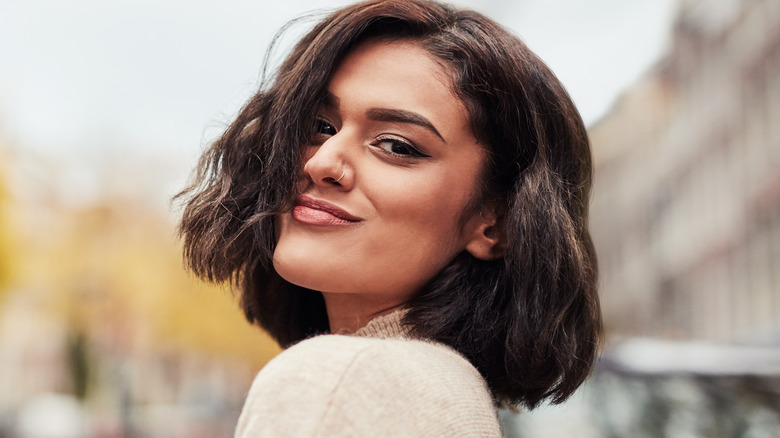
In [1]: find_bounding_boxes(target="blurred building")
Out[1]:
[522,3,780,434]
[590,0,780,344]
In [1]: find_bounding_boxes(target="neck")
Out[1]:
[322,293,407,334]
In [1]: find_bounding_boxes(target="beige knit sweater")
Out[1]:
[234,310,502,437]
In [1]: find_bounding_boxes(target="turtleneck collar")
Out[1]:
[353,308,409,339]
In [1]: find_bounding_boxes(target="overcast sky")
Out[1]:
[0,0,677,207]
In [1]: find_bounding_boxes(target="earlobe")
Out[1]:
[465,214,506,261]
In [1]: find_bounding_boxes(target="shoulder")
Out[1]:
[274,335,493,405]
[235,335,501,437]
[286,334,480,376]
[256,335,488,391]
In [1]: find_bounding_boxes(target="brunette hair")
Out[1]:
[178,0,601,409]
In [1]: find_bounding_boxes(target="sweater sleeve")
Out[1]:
[234,335,502,438]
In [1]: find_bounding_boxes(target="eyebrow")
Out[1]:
[366,108,446,143]
[323,92,340,109]
[322,92,446,143]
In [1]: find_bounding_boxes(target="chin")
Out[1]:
[273,250,349,293]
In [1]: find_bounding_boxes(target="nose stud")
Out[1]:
[333,170,345,183]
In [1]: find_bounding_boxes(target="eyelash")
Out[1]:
[371,136,429,158]
[312,118,430,159]
[315,119,337,136]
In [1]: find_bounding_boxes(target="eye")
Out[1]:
[308,118,337,145]
[373,137,429,158]
[316,119,337,136]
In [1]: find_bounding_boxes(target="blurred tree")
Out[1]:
[0,150,14,300]
[67,330,91,400]
[5,152,281,408]
[43,200,281,370]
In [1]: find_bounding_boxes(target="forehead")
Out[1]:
[337,38,452,77]
[325,39,469,131]
[332,40,455,96]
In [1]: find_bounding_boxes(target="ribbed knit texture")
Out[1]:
[353,309,408,339]
[234,310,502,437]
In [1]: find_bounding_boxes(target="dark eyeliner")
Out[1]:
[373,135,430,158]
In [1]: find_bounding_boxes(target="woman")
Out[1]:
[179,0,601,435]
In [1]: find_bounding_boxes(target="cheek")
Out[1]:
[375,165,477,231]
[369,172,477,260]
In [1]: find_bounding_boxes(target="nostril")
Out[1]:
[328,170,346,184]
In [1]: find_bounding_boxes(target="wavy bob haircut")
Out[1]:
[179,0,601,409]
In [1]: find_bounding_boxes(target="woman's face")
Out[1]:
[273,39,490,306]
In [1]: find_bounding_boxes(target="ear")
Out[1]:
[464,208,506,261]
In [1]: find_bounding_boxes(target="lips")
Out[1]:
[292,195,362,225]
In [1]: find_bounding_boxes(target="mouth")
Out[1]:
[292,195,363,225]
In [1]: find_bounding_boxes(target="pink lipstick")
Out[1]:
[292,195,362,226]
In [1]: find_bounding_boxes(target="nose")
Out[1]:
[302,132,354,189]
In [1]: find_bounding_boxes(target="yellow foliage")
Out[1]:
[0,158,14,296]
[21,200,281,370]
